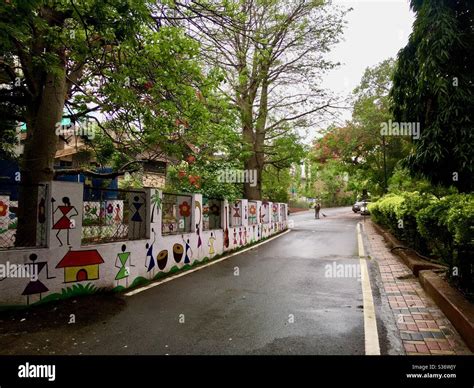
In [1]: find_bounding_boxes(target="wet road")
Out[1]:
[0,207,399,355]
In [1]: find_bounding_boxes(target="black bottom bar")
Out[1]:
[0,355,472,387]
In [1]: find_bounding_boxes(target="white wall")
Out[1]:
[0,181,288,306]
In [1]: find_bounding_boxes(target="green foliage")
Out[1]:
[60,283,99,297]
[444,195,474,247]
[183,0,347,199]
[118,171,145,190]
[416,194,474,297]
[0,0,238,192]
[0,120,17,160]
[391,0,473,192]
[166,159,243,202]
[267,134,307,170]
[369,192,435,253]
[370,192,474,296]
[288,199,310,209]
[310,160,354,206]
[84,24,238,171]
[263,166,291,203]
[416,194,473,251]
[310,58,411,201]
[112,285,125,293]
[387,167,432,194]
[34,283,100,305]
[263,137,306,202]
[129,276,149,289]
[368,193,406,227]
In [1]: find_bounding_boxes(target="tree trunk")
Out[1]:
[15,70,67,247]
[243,74,268,201]
[243,155,262,200]
[242,120,262,199]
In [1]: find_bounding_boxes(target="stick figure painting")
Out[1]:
[130,195,145,237]
[22,253,55,305]
[115,244,134,287]
[145,228,157,278]
[182,235,193,265]
[232,201,241,226]
[208,232,216,257]
[51,197,78,246]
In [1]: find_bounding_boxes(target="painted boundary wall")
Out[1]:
[0,181,288,306]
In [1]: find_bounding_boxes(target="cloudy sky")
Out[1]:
[320,0,416,125]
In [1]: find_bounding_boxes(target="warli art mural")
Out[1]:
[0,182,288,306]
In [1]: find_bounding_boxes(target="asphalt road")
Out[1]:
[0,207,401,355]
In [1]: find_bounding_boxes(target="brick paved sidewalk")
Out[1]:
[362,220,471,355]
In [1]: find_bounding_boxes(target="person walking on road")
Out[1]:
[315,203,321,219]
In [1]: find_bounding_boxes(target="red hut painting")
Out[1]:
[56,249,104,283]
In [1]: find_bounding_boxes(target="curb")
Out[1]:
[370,221,445,276]
[419,270,474,352]
[125,228,291,297]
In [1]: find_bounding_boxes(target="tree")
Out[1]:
[262,165,291,203]
[350,58,409,194]
[166,158,243,201]
[391,0,473,192]
[170,0,348,199]
[311,59,410,198]
[311,160,352,206]
[0,0,227,245]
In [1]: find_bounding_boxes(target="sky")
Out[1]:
[319,0,416,126]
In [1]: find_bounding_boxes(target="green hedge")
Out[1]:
[288,199,311,209]
[369,192,473,298]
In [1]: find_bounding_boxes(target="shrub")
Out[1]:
[395,192,435,253]
[416,196,454,262]
[370,192,474,297]
[368,194,405,233]
[288,199,310,209]
[417,194,474,295]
